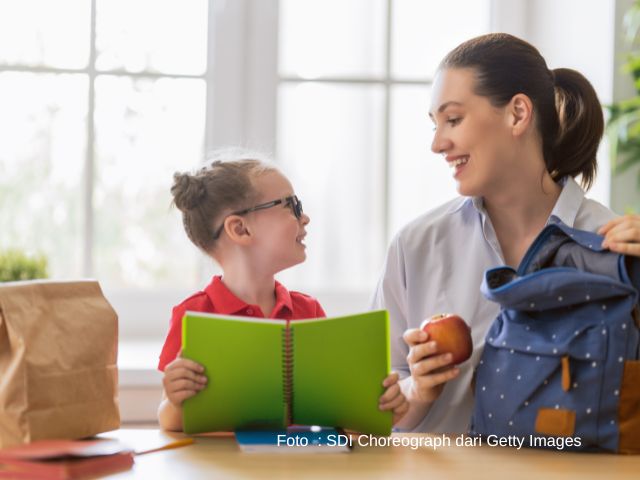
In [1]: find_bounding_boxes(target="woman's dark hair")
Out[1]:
[171,150,276,253]
[440,33,603,190]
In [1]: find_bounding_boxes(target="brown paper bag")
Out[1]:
[0,280,120,447]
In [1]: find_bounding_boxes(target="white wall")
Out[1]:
[527,0,615,208]
[495,0,616,209]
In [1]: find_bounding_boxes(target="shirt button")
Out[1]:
[246,308,253,315]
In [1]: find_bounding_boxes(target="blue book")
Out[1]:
[234,426,352,453]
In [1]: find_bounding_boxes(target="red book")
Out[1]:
[0,439,134,479]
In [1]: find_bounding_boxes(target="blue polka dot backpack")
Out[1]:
[470,219,640,452]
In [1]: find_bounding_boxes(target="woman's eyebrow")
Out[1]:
[428,101,464,119]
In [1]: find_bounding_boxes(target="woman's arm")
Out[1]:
[392,328,459,430]
[373,235,459,430]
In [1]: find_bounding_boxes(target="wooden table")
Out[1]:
[101,429,639,479]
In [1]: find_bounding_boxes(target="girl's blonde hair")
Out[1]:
[171,148,278,252]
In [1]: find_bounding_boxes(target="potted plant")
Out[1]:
[607,0,640,186]
[0,249,48,282]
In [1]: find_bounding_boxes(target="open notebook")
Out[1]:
[181,310,391,436]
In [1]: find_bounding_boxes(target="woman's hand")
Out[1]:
[378,372,410,425]
[598,214,640,257]
[402,328,460,405]
[162,352,208,407]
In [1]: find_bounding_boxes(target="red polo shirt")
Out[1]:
[157,275,326,371]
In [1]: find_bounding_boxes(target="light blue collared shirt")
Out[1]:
[371,177,616,433]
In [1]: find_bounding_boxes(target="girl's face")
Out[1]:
[429,67,518,197]
[246,170,310,274]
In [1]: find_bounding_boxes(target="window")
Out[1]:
[0,0,209,290]
[276,0,491,293]
[0,0,616,424]
[0,0,494,341]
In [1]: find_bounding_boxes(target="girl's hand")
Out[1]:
[402,328,459,405]
[598,214,640,257]
[378,372,409,425]
[162,351,208,406]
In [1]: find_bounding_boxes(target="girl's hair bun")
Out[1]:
[171,172,207,211]
[170,148,278,253]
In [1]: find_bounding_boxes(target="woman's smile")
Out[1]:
[446,154,470,178]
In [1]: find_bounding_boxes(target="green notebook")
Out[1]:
[181,310,391,436]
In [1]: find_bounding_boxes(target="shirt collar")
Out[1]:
[470,195,484,213]
[205,276,246,315]
[204,275,293,317]
[464,176,584,227]
[273,281,294,314]
[547,176,584,227]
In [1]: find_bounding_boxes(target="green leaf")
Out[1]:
[0,250,48,282]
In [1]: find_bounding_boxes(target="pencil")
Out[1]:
[135,438,195,455]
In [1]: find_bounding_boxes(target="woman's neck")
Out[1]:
[483,170,562,267]
[484,167,561,231]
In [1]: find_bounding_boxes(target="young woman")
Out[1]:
[372,33,640,433]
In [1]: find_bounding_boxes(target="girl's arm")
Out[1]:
[599,214,640,256]
[378,372,409,425]
[158,391,185,431]
[157,355,207,431]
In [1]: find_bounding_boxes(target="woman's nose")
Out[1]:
[431,128,452,154]
[301,212,310,225]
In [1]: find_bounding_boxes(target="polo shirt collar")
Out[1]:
[273,281,293,315]
[205,276,246,315]
[204,275,293,317]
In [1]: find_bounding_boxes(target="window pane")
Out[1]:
[279,0,386,78]
[0,73,87,277]
[95,0,208,75]
[277,83,385,290]
[93,75,206,288]
[392,0,491,79]
[0,0,90,68]
[389,85,458,234]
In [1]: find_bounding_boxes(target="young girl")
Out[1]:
[158,152,408,430]
[373,33,640,433]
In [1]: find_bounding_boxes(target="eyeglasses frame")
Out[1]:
[212,195,303,240]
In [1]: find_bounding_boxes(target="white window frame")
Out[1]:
[3,1,540,423]
[119,0,507,345]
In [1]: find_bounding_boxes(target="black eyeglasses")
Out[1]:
[212,195,303,240]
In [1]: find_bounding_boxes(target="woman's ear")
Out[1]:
[508,93,534,137]
[224,215,252,245]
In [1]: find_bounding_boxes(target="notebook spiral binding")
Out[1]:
[282,325,294,425]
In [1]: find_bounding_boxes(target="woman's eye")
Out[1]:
[447,117,462,126]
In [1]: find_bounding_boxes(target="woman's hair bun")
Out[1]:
[171,172,207,211]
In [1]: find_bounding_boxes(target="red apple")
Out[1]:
[420,313,473,364]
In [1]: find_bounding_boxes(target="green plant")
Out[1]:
[607,0,640,185]
[0,249,48,282]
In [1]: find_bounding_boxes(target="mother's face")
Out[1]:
[429,68,519,197]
